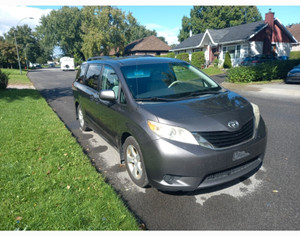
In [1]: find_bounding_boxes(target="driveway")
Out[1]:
[28,68,300,230]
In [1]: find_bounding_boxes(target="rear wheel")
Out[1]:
[123,136,149,188]
[77,105,90,131]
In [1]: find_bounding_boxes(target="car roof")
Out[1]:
[83,56,183,67]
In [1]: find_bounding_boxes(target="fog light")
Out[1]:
[163,175,181,184]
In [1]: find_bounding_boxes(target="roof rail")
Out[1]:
[124,55,154,58]
[87,56,112,61]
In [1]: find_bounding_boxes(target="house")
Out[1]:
[287,24,300,51]
[124,35,171,56]
[171,10,298,67]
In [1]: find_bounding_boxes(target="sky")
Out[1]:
[0,1,300,46]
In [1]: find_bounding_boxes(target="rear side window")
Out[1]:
[85,64,102,90]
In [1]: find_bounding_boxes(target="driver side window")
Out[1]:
[101,66,120,99]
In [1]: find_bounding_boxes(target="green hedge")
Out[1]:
[176,53,190,62]
[227,59,300,83]
[167,52,175,58]
[0,69,9,89]
[191,51,205,69]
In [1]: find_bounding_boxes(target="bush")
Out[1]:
[167,52,175,58]
[191,51,205,69]
[223,52,232,68]
[176,53,190,62]
[213,58,219,67]
[227,59,300,83]
[0,69,9,89]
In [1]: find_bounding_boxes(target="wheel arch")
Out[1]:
[119,132,132,163]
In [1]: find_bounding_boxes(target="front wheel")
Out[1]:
[77,105,90,131]
[123,136,149,188]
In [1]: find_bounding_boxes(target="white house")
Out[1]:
[171,10,298,67]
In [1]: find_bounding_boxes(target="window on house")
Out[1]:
[228,46,235,59]
[222,47,227,59]
[223,45,241,59]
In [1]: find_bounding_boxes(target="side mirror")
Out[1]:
[99,90,116,101]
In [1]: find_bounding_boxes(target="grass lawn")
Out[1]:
[0,73,140,230]
[1,69,33,86]
[202,67,224,76]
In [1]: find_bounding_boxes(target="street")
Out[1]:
[28,68,300,230]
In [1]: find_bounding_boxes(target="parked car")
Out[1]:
[32,63,41,69]
[48,63,55,68]
[241,54,278,66]
[285,64,300,84]
[72,56,267,192]
[278,56,289,61]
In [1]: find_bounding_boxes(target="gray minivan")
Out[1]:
[72,56,267,192]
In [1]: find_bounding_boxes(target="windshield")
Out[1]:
[121,62,222,101]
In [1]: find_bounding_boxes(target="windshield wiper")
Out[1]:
[135,97,177,102]
[186,90,223,97]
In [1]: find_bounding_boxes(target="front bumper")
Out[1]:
[141,118,267,192]
[286,75,300,83]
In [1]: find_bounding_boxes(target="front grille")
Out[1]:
[199,118,254,148]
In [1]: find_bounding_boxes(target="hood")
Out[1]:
[139,91,253,132]
[290,68,300,74]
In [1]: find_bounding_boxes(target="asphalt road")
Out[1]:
[28,68,300,230]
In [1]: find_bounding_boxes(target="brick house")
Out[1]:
[124,35,171,56]
[171,10,298,66]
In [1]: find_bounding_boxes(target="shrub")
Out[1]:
[167,52,175,58]
[213,58,219,67]
[191,51,205,69]
[223,52,232,69]
[176,53,190,62]
[227,59,300,83]
[0,69,9,89]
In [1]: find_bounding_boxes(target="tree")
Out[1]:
[223,52,232,69]
[81,6,127,58]
[4,25,41,67]
[35,6,165,61]
[36,6,84,59]
[178,16,192,43]
[125,12,158,44]
[81,6,162,59]
[178,6,262,42]
[0,41,17,68]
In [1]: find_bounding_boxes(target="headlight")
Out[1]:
[192,133,215,149]
[251,102,260,130]
[147,120,198,145]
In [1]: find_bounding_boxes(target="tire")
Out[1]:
[123,136,149,188]
[77,105,90,131]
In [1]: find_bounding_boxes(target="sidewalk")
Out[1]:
[6,84,35,89]
[222,82,300,98]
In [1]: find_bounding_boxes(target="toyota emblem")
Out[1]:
[228,120,240,129]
